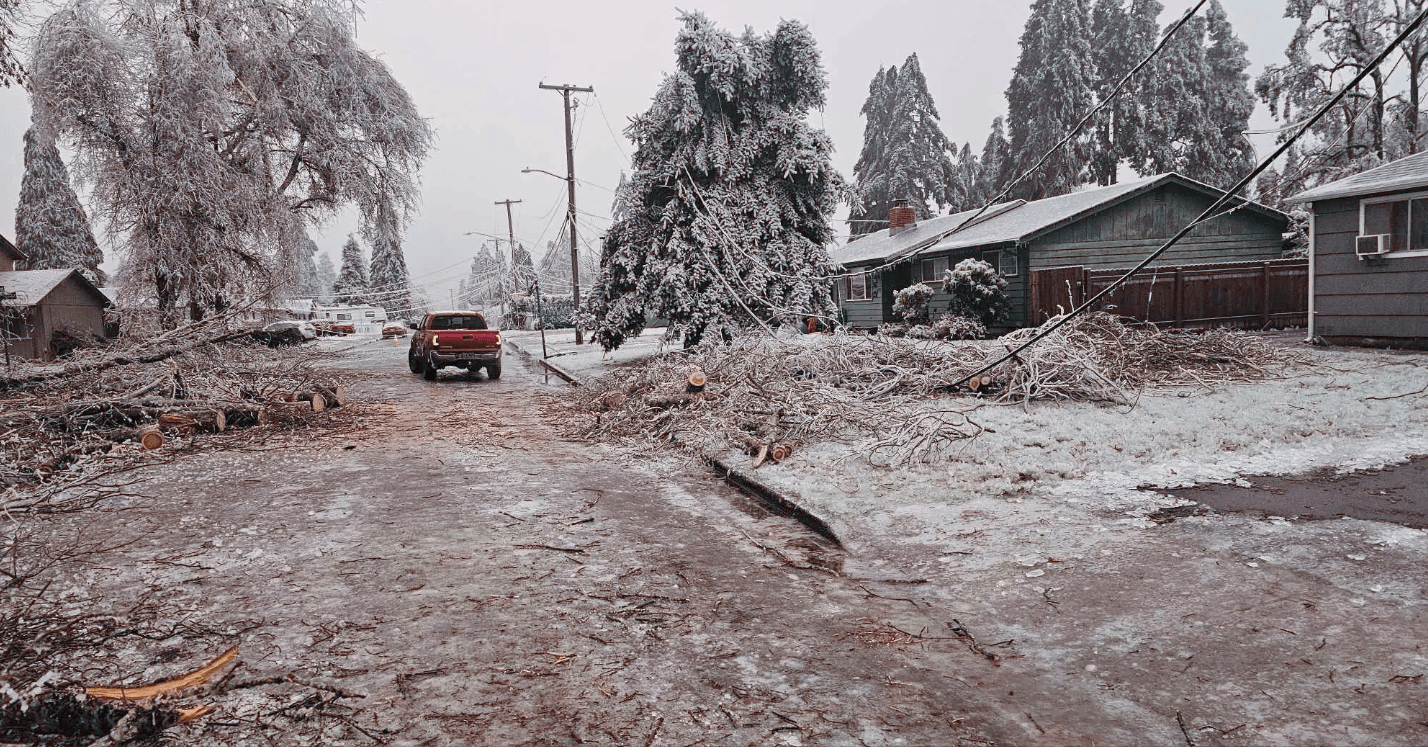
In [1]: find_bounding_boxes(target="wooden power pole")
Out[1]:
[539,82,593,345]
[495,199,523,296]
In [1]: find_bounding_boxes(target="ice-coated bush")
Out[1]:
[932,314,986,340]
[892,282,935,326]
[877,322,909,338]
[942,259,1009,326]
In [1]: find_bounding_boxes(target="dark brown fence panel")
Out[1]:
[1029,265,1086,323]
[1031,258,1308,330]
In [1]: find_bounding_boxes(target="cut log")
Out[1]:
[752,443,769,469]
[315,385,347,407]
[299,392,327,411]
[138,425,164,450]
[769,443,792,463]
[158,410,226,434]
[686,368,709,394]
[222,407,265,429]
[87,646,239,701]
[599,392,628,411]
[647,394,696,409]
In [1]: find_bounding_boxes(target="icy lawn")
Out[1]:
[526,328,1428,546]
[505,326,674,381]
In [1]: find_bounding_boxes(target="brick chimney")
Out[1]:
[888,200,917,237]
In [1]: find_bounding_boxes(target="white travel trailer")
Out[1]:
[314,304,388,334]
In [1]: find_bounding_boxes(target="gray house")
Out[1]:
[1289,152,1428,348]
[0,235,113,360]
[834,173,1291,330]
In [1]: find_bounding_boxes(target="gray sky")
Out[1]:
[0,1,1297,305]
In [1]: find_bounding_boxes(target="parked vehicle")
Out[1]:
[256,320,316,347]
[407,311,502,380]
[311,320,349,337]
[381,321,408,338]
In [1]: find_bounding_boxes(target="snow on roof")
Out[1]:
[829,202,1024,266]
[1288,151,1428,204]
[0,269,110,307]
[916,173,1286,259]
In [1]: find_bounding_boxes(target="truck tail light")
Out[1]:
[432,334,440,346]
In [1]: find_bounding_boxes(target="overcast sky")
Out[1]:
[0,0,1297,305]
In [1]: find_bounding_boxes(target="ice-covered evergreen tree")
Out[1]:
[851,53,957,233]
[978,117,1012,201]
[1004,0,1099,200]
[611,173,632,225]
[315,251,337,302]
[950,143,985,211]
[462,242,508,306]
[1138,14,1211,177]
[585,12,845,351]
[14,124,105,281]
[510,242,537,293]
[1090,0,1132,185]
[332,236,369,306]
[288,233,321,298]
[1195,0,1256,187]
[367,201,412,316]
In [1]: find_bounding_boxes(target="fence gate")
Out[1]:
[1029,265,1085,323]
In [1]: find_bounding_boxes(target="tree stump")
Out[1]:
[138,425,164,450]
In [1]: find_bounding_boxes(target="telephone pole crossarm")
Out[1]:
[538,82,594,345]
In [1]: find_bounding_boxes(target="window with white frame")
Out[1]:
[1360,192,1428,256]
[846,271,870,301]
[984,249,1018,277]
[919,257,949,284]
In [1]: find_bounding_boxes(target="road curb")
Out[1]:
[708,457,844,549]
[504,338,584,386]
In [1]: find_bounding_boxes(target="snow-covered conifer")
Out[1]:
[333,236,369,306]
[367,201,412,317]
[585,12,845,351]
[463,242,508,306]
[851,54,957,233]
[1195,0,1256,187]
[1004,0,1099,200]
[0,0,19,87]
[14,124,105,281]
[315,251,337,302]
[295,234,321,298]
[510,243,537,293]
[29,0,431,325]
[978,117,1012,201]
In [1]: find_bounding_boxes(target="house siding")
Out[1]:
[1312,193,1428,343]
[839,262,885,329]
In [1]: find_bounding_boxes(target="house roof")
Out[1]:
[0,269,112,308]
[0,234,24,262]
[1287,151,1428,204]
[829,202,1024,267]
[915,173,1287,261]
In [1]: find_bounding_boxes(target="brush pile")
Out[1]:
[0,314,349,509]
[571,313,1303,467]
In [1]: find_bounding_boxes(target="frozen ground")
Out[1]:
[532,329,1428,745]
[504,327,673,382]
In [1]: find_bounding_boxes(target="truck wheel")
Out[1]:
[486,363,502,380]
[423,359,438,381]
[408,355,422,374]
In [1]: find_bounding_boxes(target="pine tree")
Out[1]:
[950,143,984,211]
[295,234,321,297]
[315,252,337,302]
[1004,0,1099,200]
[585,12,844,351]
[367,202,412,317]
[1138,14,1212,177]
[14,124,105,281]
[462,242,508,306]
[978,117,1012,201]
[1118,0,1165,177]
[611,173,632,225]
[510,242,537,292]
[1089,0,1131,185]
[0,0,19,87]
[1195,0,1256,187]
[332,236,369,305]
[850,54,956,234]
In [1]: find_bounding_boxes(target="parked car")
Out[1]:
[381,321,408,338]
[407,311,502,380]
[256,320,317,347]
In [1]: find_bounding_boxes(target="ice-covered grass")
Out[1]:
[504,327,672,382]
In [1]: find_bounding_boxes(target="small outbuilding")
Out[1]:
[1288,152,1428,348]
[834,173,1296,331]
[0,262,114,361]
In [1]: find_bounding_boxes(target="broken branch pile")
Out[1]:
[567,313,1303,467]
[0,321,348,505]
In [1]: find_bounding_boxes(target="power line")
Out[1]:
[948,2,1428,391]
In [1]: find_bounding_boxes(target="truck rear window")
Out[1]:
[430,315,487,330]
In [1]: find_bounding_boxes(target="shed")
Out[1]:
[0,268,113,360]
[1288,152,1428,348]
[835,173,1292,330]
[0,234,23,272]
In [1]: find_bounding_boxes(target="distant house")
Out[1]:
[1288,152,1428,348]
[0,234,21,272]
[834,173,1292,330]
[0,240,114,360]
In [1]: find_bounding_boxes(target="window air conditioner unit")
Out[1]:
[1356,234,1391,259]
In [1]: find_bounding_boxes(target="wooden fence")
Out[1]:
[1029,258,1309,330]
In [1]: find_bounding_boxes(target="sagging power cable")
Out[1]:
[948,3,1428,391]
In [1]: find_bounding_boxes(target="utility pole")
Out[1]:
[495,199,523,297]
[539,82,594,345]
[0,286,16,367]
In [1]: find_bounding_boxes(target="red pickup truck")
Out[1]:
[407,312,503,380]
